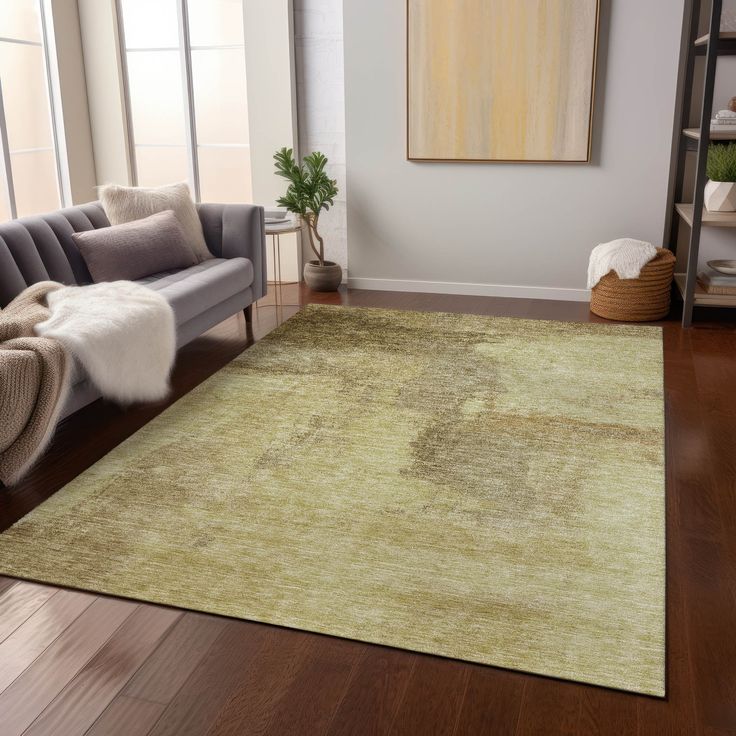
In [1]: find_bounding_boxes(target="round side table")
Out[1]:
[264,218,301,307]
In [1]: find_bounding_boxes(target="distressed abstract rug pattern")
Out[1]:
[0,306,665,695]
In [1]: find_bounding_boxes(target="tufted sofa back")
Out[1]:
[0,203,112,308]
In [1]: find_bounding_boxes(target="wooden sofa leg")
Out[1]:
[244,304,253,324]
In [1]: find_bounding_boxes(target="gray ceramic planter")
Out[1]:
[304,260,342,291]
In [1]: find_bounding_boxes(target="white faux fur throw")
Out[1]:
[35,281,176,404]
[587,238,657,289]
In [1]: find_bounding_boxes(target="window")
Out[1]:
[118,0,252,203]
[0,0,64,220]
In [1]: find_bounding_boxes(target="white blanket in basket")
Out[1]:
[587,239,657,289]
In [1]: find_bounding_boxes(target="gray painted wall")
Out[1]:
[294,0,347,274]
[343,0,685,298]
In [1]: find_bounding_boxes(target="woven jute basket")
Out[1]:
[590,248,676,322]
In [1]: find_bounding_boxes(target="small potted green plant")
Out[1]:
[274,147,341,291]
[705,142,736,212]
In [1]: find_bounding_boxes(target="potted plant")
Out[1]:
[274,147,341,291]
[705,142,736,212]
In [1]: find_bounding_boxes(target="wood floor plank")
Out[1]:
[202,627,316,736]
[515,679,582,736]
[577,688,638,736]
[690,329,736,596]
[86,695,166,736]
[0,597,137,736]
[123,611,228,705]
[663,335,723,543]
[326,648,417,736]
[638,348,700,736]
[259,636,366,736]
[0,589,95,693]
[700,423,736,584]
[388,655,471,736]
[680,533,736,735]
[0,581,57,644]
[689,399,736,733]
[22,605,180,736]
[0,575,18,598]
[661,330,736,735]
[453,667,526,736]
[147,621,274,736]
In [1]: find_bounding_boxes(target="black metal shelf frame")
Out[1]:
[664,0,734,327]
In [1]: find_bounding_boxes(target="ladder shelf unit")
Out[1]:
[666,0,736,326]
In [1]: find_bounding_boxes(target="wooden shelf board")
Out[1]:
[694,31,736,46]
[674,273,736,307]
[675,203,736,228]
[683,127,736,141]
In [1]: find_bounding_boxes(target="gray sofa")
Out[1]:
[0,201,266,418]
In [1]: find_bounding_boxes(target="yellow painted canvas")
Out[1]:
[407,0,600,162]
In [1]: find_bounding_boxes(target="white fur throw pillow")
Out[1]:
[99,182,212,263]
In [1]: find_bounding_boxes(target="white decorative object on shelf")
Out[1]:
[707,259,736,275]
[714,109,736,121]
[264,206,288,222]
[704,180,736,212]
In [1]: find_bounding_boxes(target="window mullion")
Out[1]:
[0,80,18,219]
[115,0,139,186]
[39,0,70,207]
[177,0,200,202]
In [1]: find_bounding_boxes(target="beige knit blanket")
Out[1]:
[0,281,68,486]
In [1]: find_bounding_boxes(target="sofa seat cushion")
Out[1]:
[136,257,253,326]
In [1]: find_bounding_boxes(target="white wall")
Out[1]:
[343,0,685,299]
[294,0,347,273]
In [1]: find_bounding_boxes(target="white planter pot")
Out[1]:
[704,180,736,212]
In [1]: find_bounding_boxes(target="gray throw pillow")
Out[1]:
[98,182,212,263]
[73,210,198,283]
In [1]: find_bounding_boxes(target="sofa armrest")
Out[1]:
[197,203,267,302]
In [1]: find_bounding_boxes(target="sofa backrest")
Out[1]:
[0,203,111,308]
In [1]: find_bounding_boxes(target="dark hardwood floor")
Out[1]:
[0,284,735,735]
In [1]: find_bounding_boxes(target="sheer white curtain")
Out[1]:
[118,0,252,203]
[0,0,63,220]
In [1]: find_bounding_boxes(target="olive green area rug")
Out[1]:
[0,306,665,695]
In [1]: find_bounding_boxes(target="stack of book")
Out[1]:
[696,267,736,305]
[710,109,736,135]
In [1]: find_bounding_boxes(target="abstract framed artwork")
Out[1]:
[407,0,600,163]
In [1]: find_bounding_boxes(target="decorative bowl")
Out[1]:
[707,259,736,275]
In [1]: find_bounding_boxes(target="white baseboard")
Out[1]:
[347,277,591,302]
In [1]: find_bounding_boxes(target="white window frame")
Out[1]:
[116,0,251,202]
[0,0,68,219]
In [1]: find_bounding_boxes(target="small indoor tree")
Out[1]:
[274,148,341,290]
